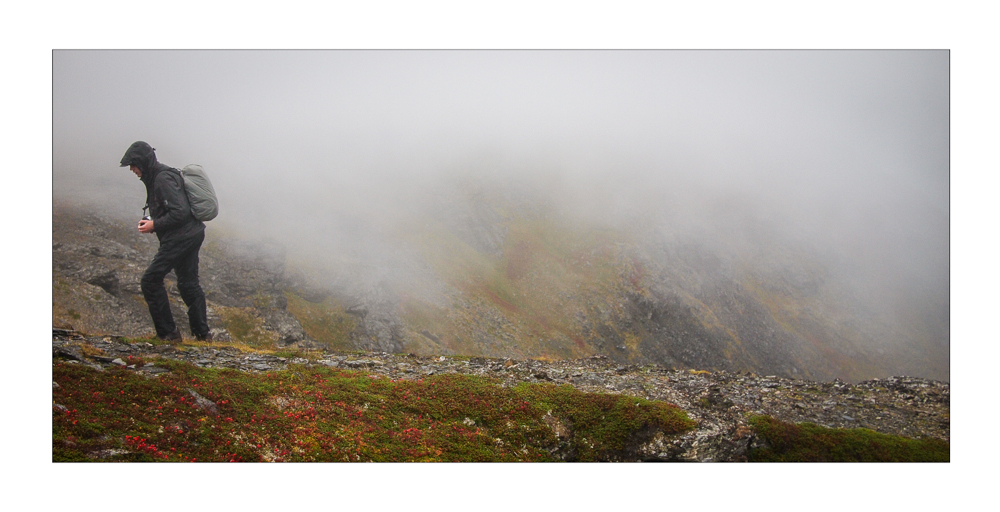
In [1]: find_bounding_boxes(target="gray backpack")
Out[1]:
[177,164,219,221]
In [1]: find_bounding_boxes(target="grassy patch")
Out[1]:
[284,292,356,351]
[52,359,694,462]
[748,415,949,462]
[76,343,108,359]
[120,335,270,355]
[217,306,278,348]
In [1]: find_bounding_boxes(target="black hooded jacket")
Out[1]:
[120,142,205,243]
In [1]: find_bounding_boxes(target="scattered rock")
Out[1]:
[345,359,378,368]
[53,328,85,340]
[89,449,132,459]
[53,346,84,362]
[187,388,219,416]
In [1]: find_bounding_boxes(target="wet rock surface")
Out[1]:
[53,328,949,462]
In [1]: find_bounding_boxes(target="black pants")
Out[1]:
[141,230,209,339]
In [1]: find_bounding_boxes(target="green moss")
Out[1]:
[52,359,695,462]
[748,415,949,462]
[513,383,696,461]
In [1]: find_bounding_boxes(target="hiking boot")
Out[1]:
[195,332,213,342]
[159,330,183,344]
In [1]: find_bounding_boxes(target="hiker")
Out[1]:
[119,141,212,342]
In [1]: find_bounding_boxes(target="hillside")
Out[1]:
[53,194,947,383]
[51,198,949,461]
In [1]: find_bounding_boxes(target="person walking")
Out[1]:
[119,141,212,342]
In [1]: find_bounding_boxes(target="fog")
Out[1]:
[52,50,949,372]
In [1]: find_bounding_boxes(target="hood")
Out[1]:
[119,141,158,173]
[120,141,165,208]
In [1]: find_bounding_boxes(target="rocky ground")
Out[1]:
[53,328,949,462]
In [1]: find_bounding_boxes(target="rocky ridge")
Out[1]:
[53,328,949,462]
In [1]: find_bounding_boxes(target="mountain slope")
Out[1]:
[52,193,948,383]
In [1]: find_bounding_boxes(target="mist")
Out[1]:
[52,50,949,377]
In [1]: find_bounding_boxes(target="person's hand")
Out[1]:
[138,219,155,233]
